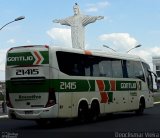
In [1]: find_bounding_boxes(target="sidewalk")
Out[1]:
[0,101,8,118]
[0,107,8,118]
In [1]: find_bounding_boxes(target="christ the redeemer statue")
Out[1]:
[53,3,104,49]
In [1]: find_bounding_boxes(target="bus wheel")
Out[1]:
[136,98,145,115]
[78,101,89,122]
[90,101,100,121]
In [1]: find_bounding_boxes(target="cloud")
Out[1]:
[46,28,72,47]
[7,39,16,44]
[99,32,160,69]
[46,28,160,70]
[0,49,8,72]
[131,47,160,68]
[99,33,138,51]
[26,40,31,44]
[85,1,110,13]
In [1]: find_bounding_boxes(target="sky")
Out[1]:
[0,0,160,80]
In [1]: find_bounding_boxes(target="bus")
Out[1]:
[5,45,156,124]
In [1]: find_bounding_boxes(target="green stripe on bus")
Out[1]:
[116,81,139,91]
[52,79,94,92]
[7,51,49,66]
[6,79,141,93]
[104,80,110,91]
[88,80,95,91]
[6,80,50,93]
[108,92,113,102]
[40,51,49,64]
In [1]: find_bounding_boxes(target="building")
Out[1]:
[0,81,5,100]
[153,56,160,89]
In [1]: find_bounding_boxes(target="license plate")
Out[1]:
[25,111,33,114]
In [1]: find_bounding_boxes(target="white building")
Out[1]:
[152,56,160,89]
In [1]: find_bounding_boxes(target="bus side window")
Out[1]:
[99,59,112,77]
[126,60,135,78]
[99,61,105,77]
[93,63,100,76]
[112,59,123,78]
[56,51,85,76]
[134,61,145,81]
[122,60,128,78]
[84,55,93,76]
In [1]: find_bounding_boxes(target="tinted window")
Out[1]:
[99,60,112,77]
[112,59,123,78]
[122,60,128,78]
[156,66,160,70]
[89,56,101,77]
[134,61,144,81]
[126,60,135,78]
[57,51,115,77]
[156,71,160,77]
[56,51,85,76]
[57,51,144,80]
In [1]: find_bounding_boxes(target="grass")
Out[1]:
[154,89,160,102]
[154,96,160,102]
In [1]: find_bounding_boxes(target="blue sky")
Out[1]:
[0,0,160,80]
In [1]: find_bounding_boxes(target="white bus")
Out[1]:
[5,45,156,124]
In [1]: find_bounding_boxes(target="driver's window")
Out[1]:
[142,62,153,91]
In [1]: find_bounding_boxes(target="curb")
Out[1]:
[0,115,8,118]
[154,101,160,105]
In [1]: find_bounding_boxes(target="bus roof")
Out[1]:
[50,46,147,63]
[7,45,147,64]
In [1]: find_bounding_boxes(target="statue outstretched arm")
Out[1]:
[53,19,61,23]
[82,15,104,26]
[53,18,71,26]
[96,16,104,20]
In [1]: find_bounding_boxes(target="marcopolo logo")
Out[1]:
[7,51,49,66]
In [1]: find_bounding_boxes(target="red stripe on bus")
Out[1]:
[110,80,116,91]
[96,80,108,103]
[34,51,41,65]
[96,80,105,91]
[100,92,109,103]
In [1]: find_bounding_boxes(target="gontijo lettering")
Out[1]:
[7,56,33,62]
[121,82,137,89]
[7,51,49,66]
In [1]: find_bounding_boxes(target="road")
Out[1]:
[0,104,160,138]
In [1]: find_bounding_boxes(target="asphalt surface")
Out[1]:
[0,104,160,138]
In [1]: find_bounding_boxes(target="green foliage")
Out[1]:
[0,93,4,101]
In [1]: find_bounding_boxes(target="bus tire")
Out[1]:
[136,98,145,115]
[78,101,89,122]
[90,100,100,121]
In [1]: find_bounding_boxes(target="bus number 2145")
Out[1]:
[16,69,39,75]
[60,82,77,90]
